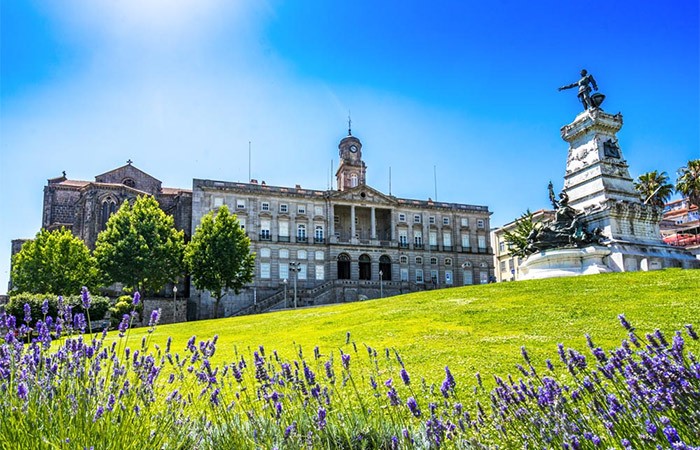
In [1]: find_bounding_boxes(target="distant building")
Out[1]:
[191,131,494,319]
[661,197,699,259]
[490,209,555,282]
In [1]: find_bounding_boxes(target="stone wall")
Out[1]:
[134,298,188,327]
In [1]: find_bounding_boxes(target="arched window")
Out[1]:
[315,225,324,242]
[101,197,117,230]
[445,258,452,266]
[122,178,136,188]
[400,255,408,264]
[359,254,371,280]
[350,174,358,188]
[379,255,391,281]
[297,224,307,242]
[430,257,438,265]
[415,256,423,265]
[337,253,351,280]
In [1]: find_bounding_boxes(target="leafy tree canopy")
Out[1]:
[503,209,538,258]
[633,171,673,207]
[185,205,255,319]
[676,159,700,208]
[11,228,100,296]
[94,195,185,295]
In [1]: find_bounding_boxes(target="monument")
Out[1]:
[518,70,699,280]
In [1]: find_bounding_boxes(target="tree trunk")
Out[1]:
[213,295,222,319]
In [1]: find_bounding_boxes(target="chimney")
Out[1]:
[250,179,258,185]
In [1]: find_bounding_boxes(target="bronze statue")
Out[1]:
[525,190,607,255]
[559,69,602,111]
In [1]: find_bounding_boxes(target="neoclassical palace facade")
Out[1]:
[18,131,494,319]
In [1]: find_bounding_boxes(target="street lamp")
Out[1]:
[379,270,384,298]
[173,285,178,302]
[461,262,469,286]
[283,278,288,308]
[289,261,301,308]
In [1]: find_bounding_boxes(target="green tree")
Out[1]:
[503,210,538,258]
[676,159,700,207]
[634,171,673,207]
[94,195,185,294]
[10,228,100,295]
[185,205,255,319]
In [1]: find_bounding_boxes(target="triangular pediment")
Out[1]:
[94,164,162,195]
[330,184,397,205]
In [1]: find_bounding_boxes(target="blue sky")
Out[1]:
[1,0,698,292]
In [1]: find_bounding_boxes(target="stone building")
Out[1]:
[39,162,192,248]
[190,131,494,319]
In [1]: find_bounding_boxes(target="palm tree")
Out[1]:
[633,171,673,207]
[675,159,700,207]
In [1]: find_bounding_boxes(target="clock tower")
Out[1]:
[335,128,366,191]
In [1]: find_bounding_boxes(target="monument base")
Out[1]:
[518,246,612,281]
[604,240,700,271]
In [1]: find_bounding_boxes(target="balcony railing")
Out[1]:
[314,237,325,244]
[443,245,453,251]
[399,242,409,249]
[430,245,439,251]
[460,246,471,253]
[278,236,290,242]
[260,233,271,241]
[414,243,424,249]
[297,236,308,243]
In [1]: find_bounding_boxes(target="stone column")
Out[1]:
[390,210,395,240]
[350,205,356,239]
[329,204,335,238]
[371,207,376,239]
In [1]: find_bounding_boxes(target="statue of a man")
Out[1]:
[559,69,598,110]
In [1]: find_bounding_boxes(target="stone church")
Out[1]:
[16,131,494,319]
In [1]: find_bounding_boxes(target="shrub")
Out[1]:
[109,294,143,328]
[6,291,110,324]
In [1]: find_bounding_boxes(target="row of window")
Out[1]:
[260,262,325,280]
[214,197,323,216]
[258,248,325,260]
[397,214,485,228]
[398,230,488,249]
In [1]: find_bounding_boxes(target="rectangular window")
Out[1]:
[429,216,435,224]
[415,269,424,283]
[314,206,323,216]
[278,220,289,237]
[237,199,245,209]
[414,230,423,246]
[297,250,307,260]
[499,241,505,253]
[463,270,473,285]
[315,265,324,280]
[414,214,421,223]
[260,219,271,240]
[260,263,270,279]
[429,231,438,246]
[400,268,409,281]
[443,217,450,226]
[315,250,324,260]
[280,204,288,213]
[461,234,470,248]
[213,196,224,208]
[279,263,289,280]
[399,213,406,222]
[239,218,246,231]
[480,271,489,284]
[461,218,469,227]
[399,229,408,245]
[261,202,270,211]
[315,225,324,241]
[500,261,506,272]
[477,219,485,228]
[298,205,306,215]
[443,232,452,247]
[298,264,307,280]
[478,235,487,249]
[430,270,438,284]
[279,249,289,259]
[445,270,453,285]
[260,248,271,258]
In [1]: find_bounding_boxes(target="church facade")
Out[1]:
[191,132,494,319]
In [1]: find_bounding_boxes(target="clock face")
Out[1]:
[349,145,358,153]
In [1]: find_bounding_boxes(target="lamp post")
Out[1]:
[289,261,301,308]
[283,278,288,309]
[461,262,469,286]
[379,270,384,298]
[173,284,178,319]
[173,285,178,302]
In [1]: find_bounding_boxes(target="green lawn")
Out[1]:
[128,269,700,385]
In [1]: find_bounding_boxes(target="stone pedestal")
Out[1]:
[559,109,699,271]
[519,246,612,280]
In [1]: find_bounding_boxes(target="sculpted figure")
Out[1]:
[559,69,599,110]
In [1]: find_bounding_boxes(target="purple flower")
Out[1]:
[23,303,31,325]
[521,345,531,363]
[148,309,161,328]
[17,382,28,400]
[685,324,698,340]
[341,353,351,370]
[406,397,421,418]
[345,331,350,344]
[645,419,657,435]
[41,299,49,316]
[618,314,634,331]
[81,286,91,309]
[400,368,410,386]
[317,408,326,430]
[73,313,86,332]
[118,314,130,336]
[93,406,104,421]
[133,291,140,306]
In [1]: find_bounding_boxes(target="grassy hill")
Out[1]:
[129,269,699,384]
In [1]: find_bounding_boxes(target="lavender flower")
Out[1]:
[341,353,351,370]
[406,397,421,417]
[685,324,698,340]
[618,314,634,331]
[316,408,326,430]
[148,309,161,328]
[41,299,49,316]
[400,368,411,386]
[81,286,91,309]
[23,303,31,325]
